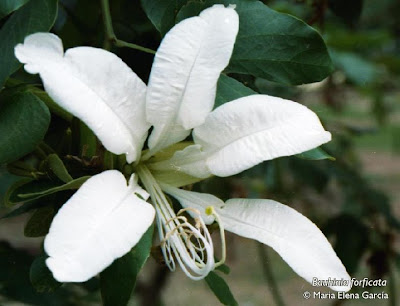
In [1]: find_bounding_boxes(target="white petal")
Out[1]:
[44,171,155,282]
[146,5,239,152]
[148,144,212,179]
[15,33,150,163]
[218,199,351,291]
[160,184,224,225]
[193,94,332,176]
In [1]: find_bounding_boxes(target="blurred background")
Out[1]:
[0,0,399,305]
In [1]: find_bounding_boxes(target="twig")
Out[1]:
[100,0,155,54]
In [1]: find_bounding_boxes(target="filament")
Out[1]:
[137,165,215,280]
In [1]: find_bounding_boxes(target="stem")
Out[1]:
[100,0,155,54]
[100,0,115,38]
[257,243,285,306]
[114,39,156,55]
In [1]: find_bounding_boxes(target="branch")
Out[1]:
[100,0,155,54]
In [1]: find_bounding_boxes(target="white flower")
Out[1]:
[15,5,351,291]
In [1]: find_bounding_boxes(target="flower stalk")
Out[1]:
[100,0,155,54]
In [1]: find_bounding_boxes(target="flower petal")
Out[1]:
[148,144,212,179]
[218,199,351,291]
[15,33,149,163]
[146,5,239,152]
[160,183,224,224]
[193,94,331,177]
[44,170,155,282]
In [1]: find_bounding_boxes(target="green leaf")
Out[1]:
[141,0,188,36]
[215,262,231,275]
[0,0,58,87]
[215,74,257,108]
[1,192,70,219]
[296,147,335,161]
[30,255,62,293]
[205,271,238,306]
[0,0,30,19]
[46,154,73,183]
[5,176,90,206]
[4,178,32,207]
[30,88,73,122]
[100,225,154,306]
[177,0,333,85]
[0,92,50,164]
[24,206,55,237]
[330,50,381,85]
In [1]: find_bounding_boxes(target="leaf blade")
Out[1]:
[0,0,30,19]
[0,92,50,164]
[177,0,333,85]
[100,225,154,306]
[0,0,58,87]
[205,271,238,306]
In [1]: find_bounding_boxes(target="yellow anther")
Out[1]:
[205,206,214,216]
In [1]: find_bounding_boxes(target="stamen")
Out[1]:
[206,206,226,268]
[137,165,215,280]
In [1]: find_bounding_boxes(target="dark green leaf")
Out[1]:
[0,0,58,87]
[5,176,89,206]
[215,74,256,108]
[215,262,230,275]
[30,88,73,122]
[46,154,73,183]
[24,206,55,237]
[4,178,32,207]
[1,192,70,219]
[100,225,154,306]
[0,0,30,19]
[205,271,238,306]
[177,0,333,85]
[30,255,62,293]
[0,92,50,164]
[141,0,188,36]
[296,147,335,161]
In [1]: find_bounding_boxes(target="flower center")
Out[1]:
[137,164,215,280]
